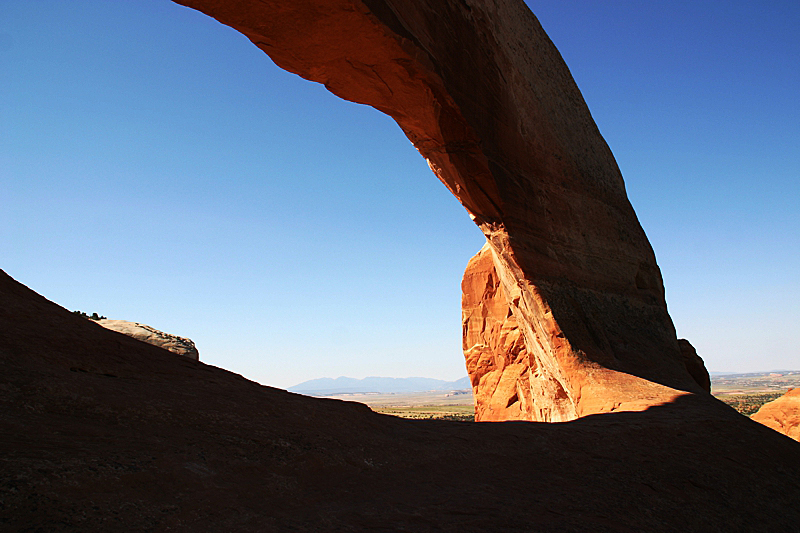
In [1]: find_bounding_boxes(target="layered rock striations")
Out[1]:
[175,0,708,419]
[97,319,199,360]
[751,388,800,441]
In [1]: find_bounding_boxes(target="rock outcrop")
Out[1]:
[462,243,532,421]
[97,319,199,360]
[751,388,800,441]
[462,244,711,421]
[175,0,708,420]
[677,338,711,393]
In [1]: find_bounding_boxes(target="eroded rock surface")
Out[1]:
[463,244,711,421]
[175,0,707,419]
[752,388,800,441]
[463,243,537,421]
[96,319,199,360]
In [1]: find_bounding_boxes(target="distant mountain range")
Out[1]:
[289,371,800,396]
[289,376,471,395]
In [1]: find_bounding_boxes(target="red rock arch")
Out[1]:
[175,0,708,421]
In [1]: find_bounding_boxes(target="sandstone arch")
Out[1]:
[175,0,708,421]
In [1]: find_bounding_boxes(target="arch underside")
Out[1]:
[175,0,708,420]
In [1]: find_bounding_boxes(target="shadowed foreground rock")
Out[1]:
[2,271,800,531]
[174,0,707,420]
[752,388,800,441]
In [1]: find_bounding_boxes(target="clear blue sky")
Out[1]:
[2,1,797,387]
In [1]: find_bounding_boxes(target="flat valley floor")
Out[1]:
[314,371,800,421]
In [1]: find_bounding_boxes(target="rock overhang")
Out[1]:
[172,0,707,419]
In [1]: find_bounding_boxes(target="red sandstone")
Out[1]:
[176,0,707,420]
[752,388,800,441]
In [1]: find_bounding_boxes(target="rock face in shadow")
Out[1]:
[677,338,711,393]
[97,319,199,360]
[174,0,705,419]
[462,244,711,421]
[752,388,800,441]
[3,270,800,531]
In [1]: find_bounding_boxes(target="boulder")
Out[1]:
[97,319,199,360]
[751,388,800,441]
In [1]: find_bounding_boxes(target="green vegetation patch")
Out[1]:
[374,404,475,422]
[73,310,107,321]
[715,392,783,416]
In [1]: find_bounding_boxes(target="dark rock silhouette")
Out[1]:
[2,270,800,530]
[678,338,712,393]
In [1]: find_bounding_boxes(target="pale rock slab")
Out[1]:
[97,319,199,360]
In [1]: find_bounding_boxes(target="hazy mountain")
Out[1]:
[289,376,471,395]
[291,371,800,395]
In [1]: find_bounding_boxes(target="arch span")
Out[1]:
[175,0,708,421]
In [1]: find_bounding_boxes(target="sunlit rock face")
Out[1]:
[462,243,559,422]
[97,319,199,360]
[752,388,800,442]
[462,244,712,421]
[175,0,709,419]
